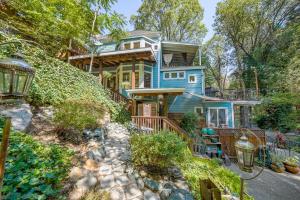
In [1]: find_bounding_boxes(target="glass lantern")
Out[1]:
[235,133,255,172]
[0,58,35,99]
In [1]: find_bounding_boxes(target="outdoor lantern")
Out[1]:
[235,133,255,173]
[0,57,35,99]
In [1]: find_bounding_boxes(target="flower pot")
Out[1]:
[271,163,285,173]
[283,163,300,174]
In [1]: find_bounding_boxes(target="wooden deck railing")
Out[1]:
[131,116,193,149]
[108,89,130,104]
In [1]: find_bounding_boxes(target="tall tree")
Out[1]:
[214,0,299,91]
[130,0,207,42]
[0,0,126,57]
[203,35,232,97]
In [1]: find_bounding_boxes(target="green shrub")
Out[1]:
[255,93,300,132]
[180,112,199,136]
[1,130,73,199]
[114,106,131,124]
[0,39,123,120]
[130,132,187,169]
[179,157,249,200]
[54,98,105,142]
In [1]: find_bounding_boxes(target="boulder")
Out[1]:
[144,177,160,192]
[160,188,172,200]
[136,177,145,190]
[84,159,99,171]
[75,174,97,191]
[168,189,193,200]
[0,103,32,131]
[144,189,160,200]
[69,167,87,180]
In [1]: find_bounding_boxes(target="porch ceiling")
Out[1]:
[126,88,185,96]
[161,41,199,66]
[69,48,156,66]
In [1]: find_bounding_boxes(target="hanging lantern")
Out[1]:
[235,133,255,172]
[0,57,35,100]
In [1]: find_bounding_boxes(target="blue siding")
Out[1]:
[169,93,234,128]
[160,69,204,94]
[204,101,234,128]
[152,63,159,88]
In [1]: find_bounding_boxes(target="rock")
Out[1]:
[162,182,176,190]
[168,189,193,200]
[168,167,183,179]
[100,174,115,189]
[174,180,189,190]
[140,170,147,178]
[160,189,172,200]
[0,103,32,131]
[144,178,160,192]
[84,159,99,171]
[115,174,130,186]
[124,183,143,199]
[99,165,112,176]
[136,177,145,190]
[87,147,105,162]
[110,186,126,200]
[75,174,97,191]
[69,167,87,180]
[144,189,160,200]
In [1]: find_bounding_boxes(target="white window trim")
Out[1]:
[194,107,204,115]
[163,71,185,80]
[188,74,197,83]
[207,107,229,128]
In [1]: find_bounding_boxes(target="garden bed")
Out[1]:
[0,128,74,199]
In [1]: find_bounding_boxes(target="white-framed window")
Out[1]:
[208,107,228,128]
[163,71,185,80]
[194,107,204,116]
[188,74,197,83]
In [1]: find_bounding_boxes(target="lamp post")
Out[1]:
[0,56,35,199]
[235,129,265,200]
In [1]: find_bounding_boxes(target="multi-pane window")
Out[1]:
[208,108,228,128]
[163,71,185,80]
[194,107,204,116]
[124,43,130,50]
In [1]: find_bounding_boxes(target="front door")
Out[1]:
[137,103,158,116]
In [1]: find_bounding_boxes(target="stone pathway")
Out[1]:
[69,123,193,200]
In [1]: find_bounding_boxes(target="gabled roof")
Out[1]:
[94,30,161,43]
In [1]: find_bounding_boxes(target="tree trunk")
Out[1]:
[88,7,100,73]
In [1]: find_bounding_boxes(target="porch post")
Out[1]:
[99,60,103,84]
[131,61,135,89]
[163,94,168,116]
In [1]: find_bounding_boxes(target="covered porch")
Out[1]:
[126,88,185,117]
[69,48,156,92]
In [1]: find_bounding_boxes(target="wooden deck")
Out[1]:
[131,116,266,157]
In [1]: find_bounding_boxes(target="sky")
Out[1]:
[111,0,222,42]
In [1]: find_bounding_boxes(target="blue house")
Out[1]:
[69,30,259,129]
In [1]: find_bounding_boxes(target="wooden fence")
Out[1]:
[214,128,266,157]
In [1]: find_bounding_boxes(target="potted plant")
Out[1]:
[283,156,299,174]
[270,154,285,173]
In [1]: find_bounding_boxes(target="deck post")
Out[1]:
[131,61,135,89]
[99,60,103,84]
[163,94,168,116]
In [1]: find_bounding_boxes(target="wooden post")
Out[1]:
[132,99,137,116]
[0,117,12,199]
[163,94,168,116]
[131,61,135,89]
[99,61,103,84]
[254,68,259,98]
